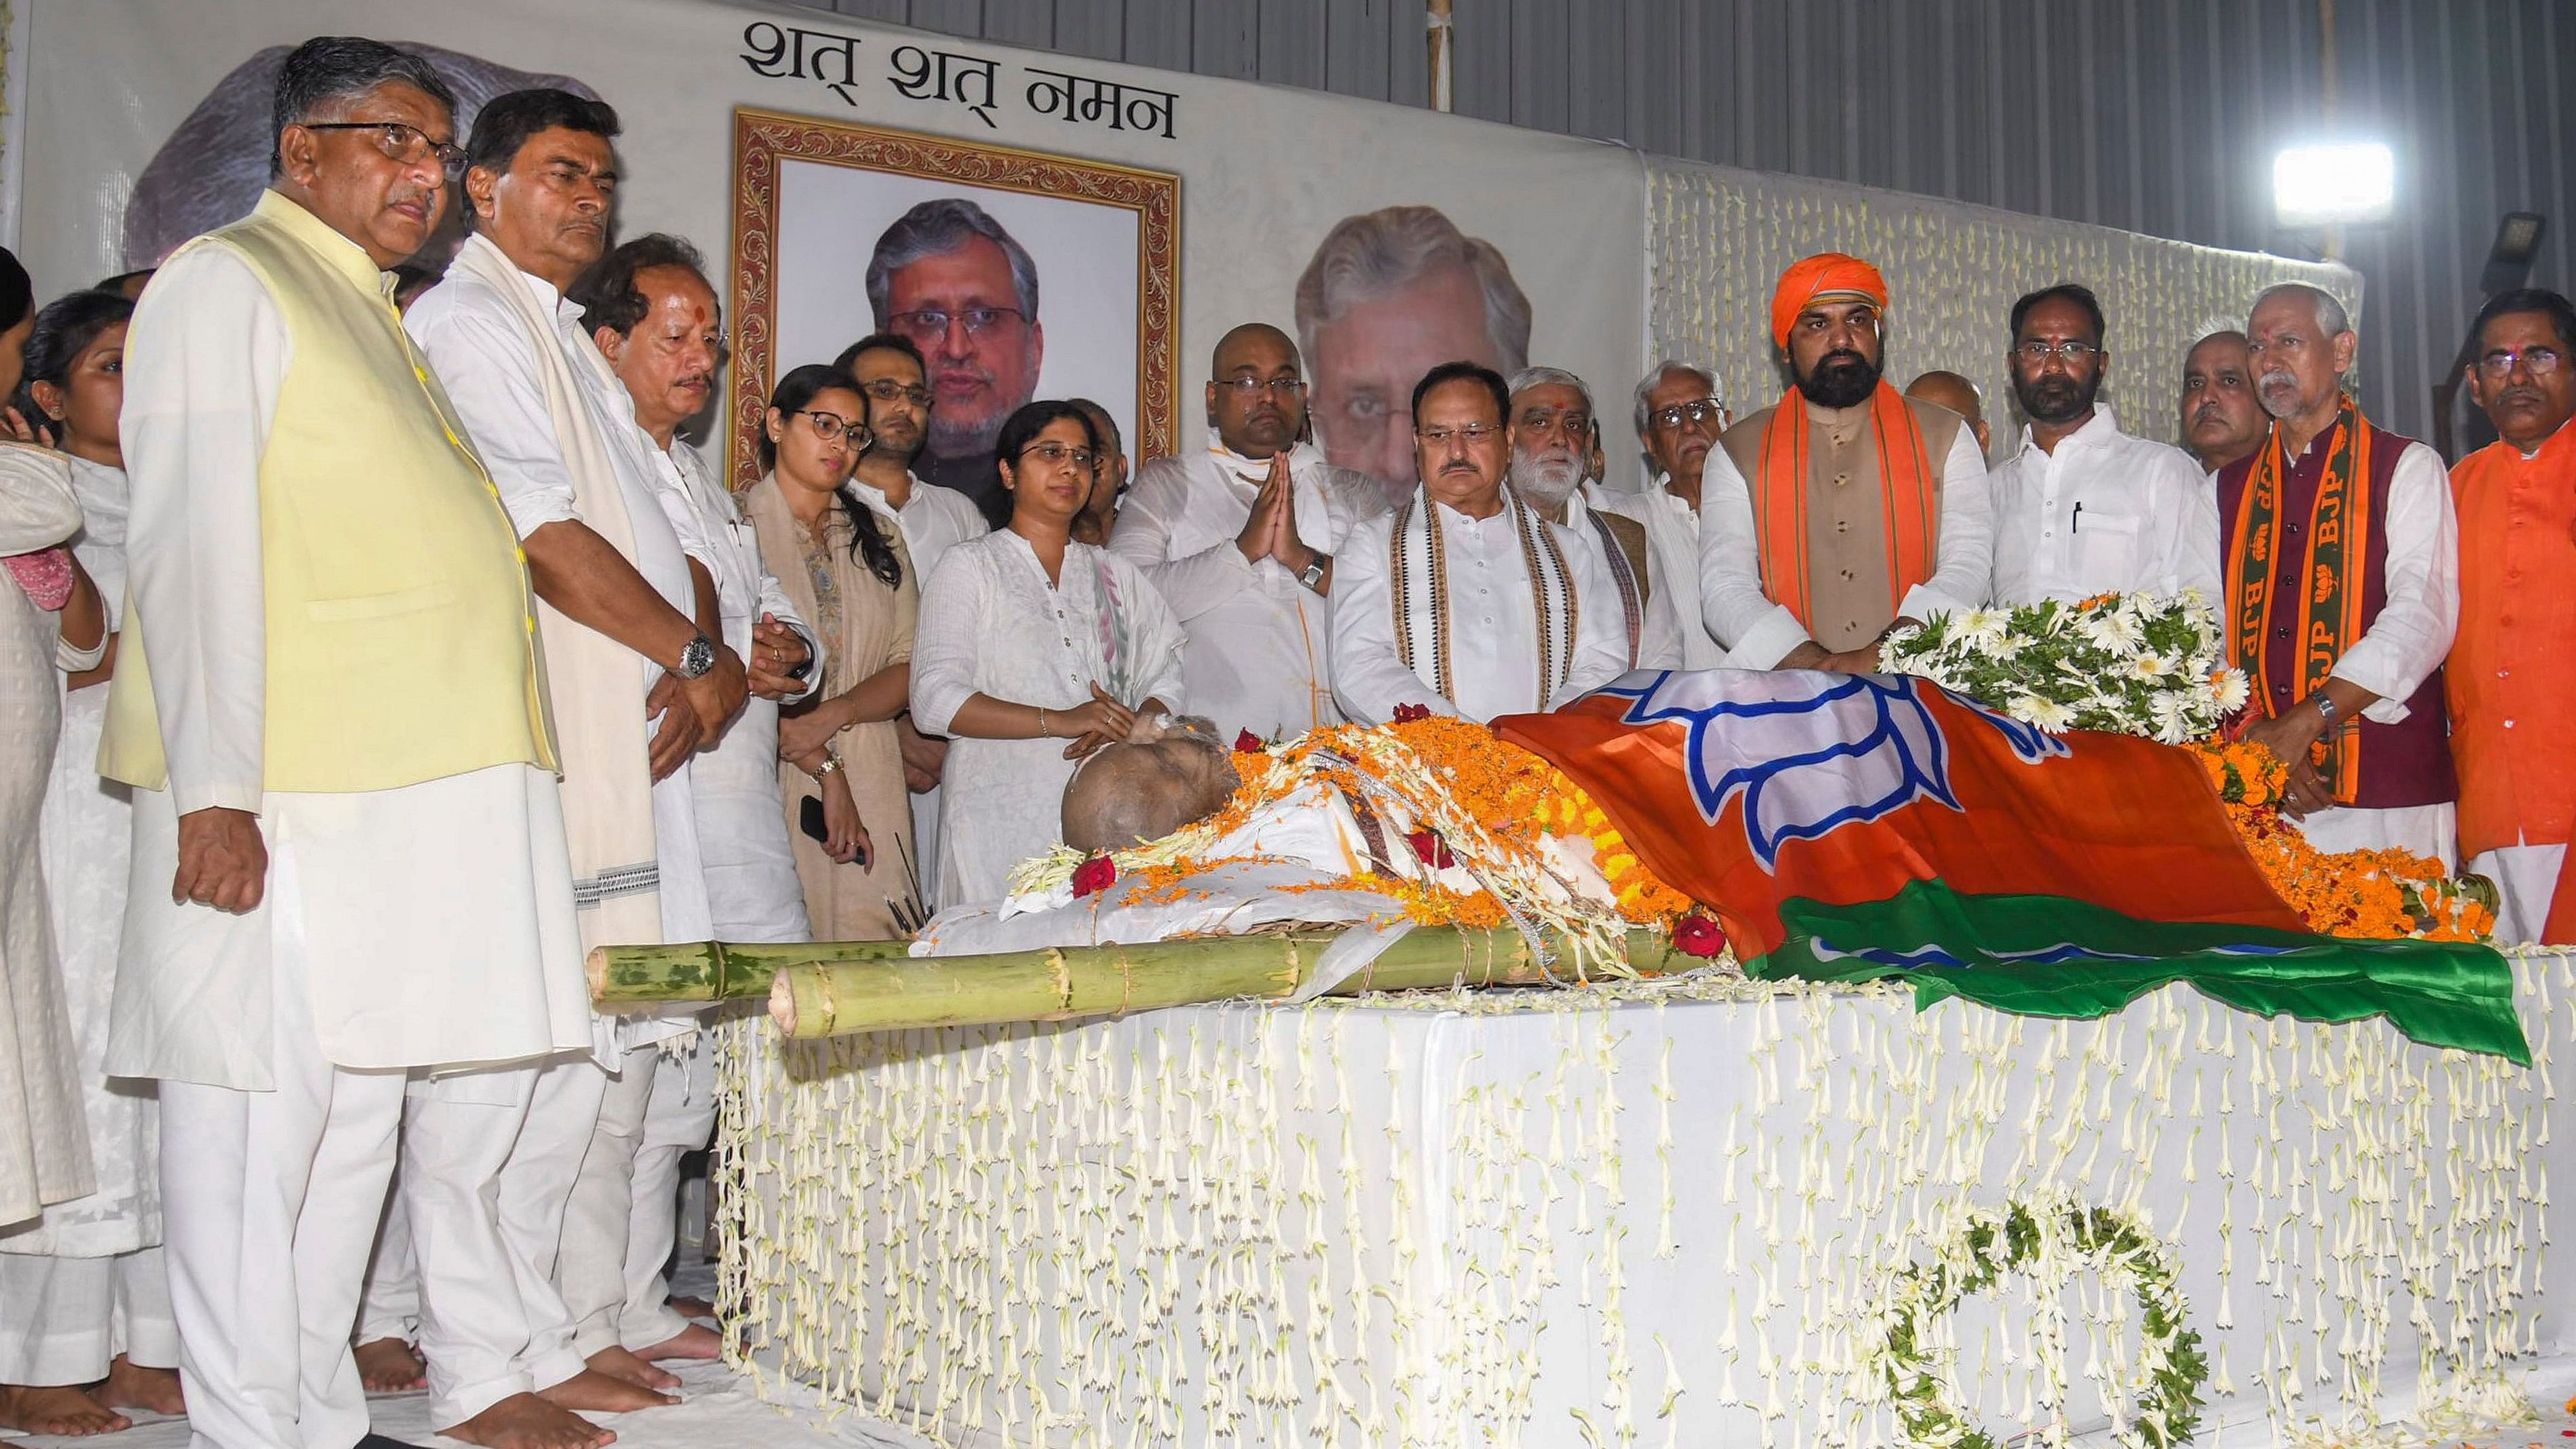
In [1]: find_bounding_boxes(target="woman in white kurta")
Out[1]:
[1,291,185,1430]
[911,403,1186,906]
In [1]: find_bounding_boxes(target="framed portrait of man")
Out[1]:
[728,108,1180,524]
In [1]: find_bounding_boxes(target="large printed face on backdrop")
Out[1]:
[872,219,1045,462]
[1295,206,1531,488]
[121,42,597,273]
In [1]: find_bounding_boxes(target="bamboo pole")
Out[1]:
[588,927,1701,1039]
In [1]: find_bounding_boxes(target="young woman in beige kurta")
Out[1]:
[743,367,921,940]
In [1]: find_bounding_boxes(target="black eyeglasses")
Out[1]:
[789,409,870,447]
[298,120,468,176]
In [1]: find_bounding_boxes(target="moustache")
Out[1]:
[673,373,713,394]
[2494,386,2546,408]
[1818,349,1868,369]
[2190,401,2226,428]
[1440,460,1482,475]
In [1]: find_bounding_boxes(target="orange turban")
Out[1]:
[1769,253,1888,349]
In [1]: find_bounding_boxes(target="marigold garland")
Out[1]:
[2189,739,2492,942]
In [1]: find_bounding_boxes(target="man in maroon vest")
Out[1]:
[2221,282,2460,864]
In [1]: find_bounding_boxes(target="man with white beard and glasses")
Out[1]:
[1985,283,2217,606]
[1621,361,1731,667]
[1503,366,1679,672]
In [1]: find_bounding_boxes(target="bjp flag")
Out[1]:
[1498,671,2526,1063]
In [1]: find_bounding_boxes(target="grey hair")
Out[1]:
[1630,359,1724,438]
[269,37,458,179]
[864,197,1039,326]
[1294,206,1530,374]
[2186,314,2248,351]
[1507,365,1594,414]
[2251,282,2353,339]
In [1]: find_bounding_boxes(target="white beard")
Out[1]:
[1509,450,1583,511]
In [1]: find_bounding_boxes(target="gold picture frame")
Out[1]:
[725,106,1181,490]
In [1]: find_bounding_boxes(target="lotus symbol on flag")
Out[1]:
[1600,670,2069,868]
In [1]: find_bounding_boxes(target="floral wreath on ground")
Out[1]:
[1010,709,1725,980]
[1866,1193,2207,1449]
[1885,591,2495,942]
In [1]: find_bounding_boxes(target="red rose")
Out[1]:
[1072,856,1118,898]
[1234,729,1265,755]
[1673,914,1724,958]
[1392,703,1433,724]
[1406,830,1457,870]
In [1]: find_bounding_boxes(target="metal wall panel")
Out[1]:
[777,0,2575,444]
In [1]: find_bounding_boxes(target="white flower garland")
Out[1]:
[1882,591,2248,744]
[1865,1193,2207,1448]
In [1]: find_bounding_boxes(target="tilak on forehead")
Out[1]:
[1769,252,1889,349]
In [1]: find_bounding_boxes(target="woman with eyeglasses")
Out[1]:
[741,365,923,940]
[910,400,1186,906]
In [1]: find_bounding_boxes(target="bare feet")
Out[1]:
[633,1323,722,1362]
[95,1355,186,1414]
[538,1368,674,1412]
[582,1346,679,1393]
[0,1382,132,1435]
[353,1337,428,1394]
[665,1294,714,1320]
[445,1391,616,1449]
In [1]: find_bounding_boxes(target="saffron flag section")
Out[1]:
[1497,670,2527,1063]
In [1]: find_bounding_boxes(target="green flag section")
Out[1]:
[1760,880,2531,1065]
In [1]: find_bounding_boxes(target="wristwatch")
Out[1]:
[676,631,716,680]
[1299,551,1331,592]
[2312,693,2341,727]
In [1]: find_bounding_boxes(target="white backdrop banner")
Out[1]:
[10,0,1650,486]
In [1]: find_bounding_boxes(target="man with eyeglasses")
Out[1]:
[405,87,754,1446]
[1110,323,1376,741]
[2219,282,2457,864]
[865,198,1045,528]
[830,332,990,907]
[1620,362,1733,667]
[1986,283,2217,608]
[1505,366,1680,672]
[2446,288,2576,941]
[98,39,586,1449]
[1700,253,1993,674]
[1331,361,1626,724]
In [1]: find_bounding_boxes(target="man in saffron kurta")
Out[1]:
[2447,288,2576,942]
[99,41,589,1449]
[2220,283,2459,864]
[1698,253,1992,672]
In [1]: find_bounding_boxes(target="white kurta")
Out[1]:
[1606,473,1727,669]
[1697,413,1993,667]
[407,255,713,1054]
[1564,481,1684,671]
[1988,403,2222,607]
[5,456,154,1258]
[0,449,94,1227]
[646,441,817,943]
[910,532,1187,906]
[1107,437,1361,741]
[106,244,591,1090]
[847,470,989,912]
[1330,490,1632,724]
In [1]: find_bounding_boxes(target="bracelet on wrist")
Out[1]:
[1036,706,1050,739]
[812,751,844,780]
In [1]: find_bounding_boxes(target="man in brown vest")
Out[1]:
[2221,283,2458,863]
[1698,253,1992,672]
[1504,366,1678,670]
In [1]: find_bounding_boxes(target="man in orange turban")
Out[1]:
[1697,252,1993,672]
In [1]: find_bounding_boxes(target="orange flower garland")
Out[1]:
[2190,739,2492,942]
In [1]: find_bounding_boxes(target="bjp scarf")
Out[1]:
[2224,395,2376,802]
[1752,380,1940,630]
